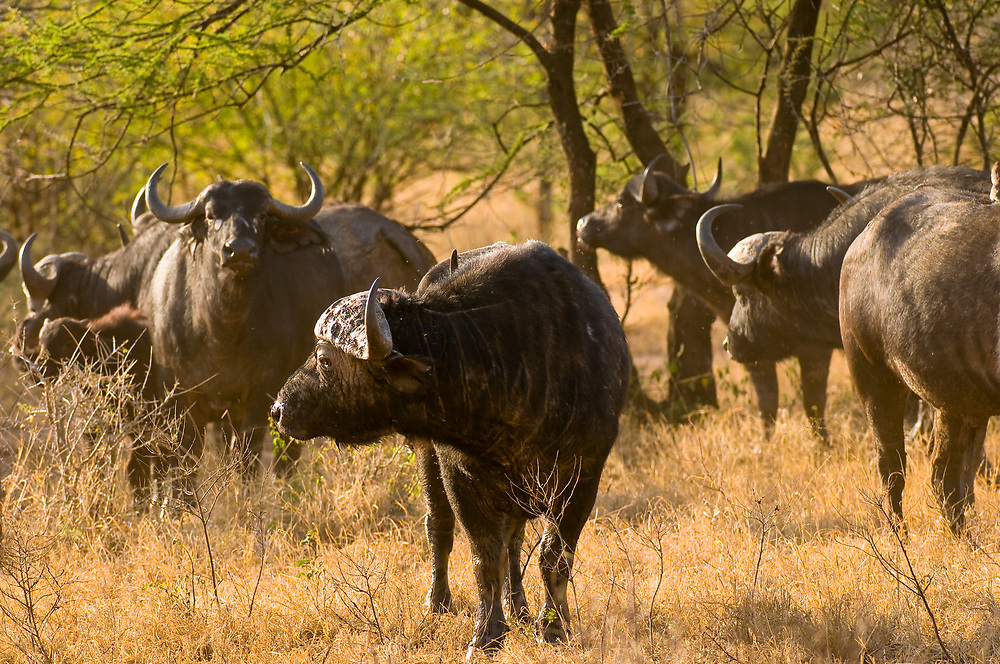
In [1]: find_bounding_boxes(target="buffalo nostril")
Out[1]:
[269,402,282,426]
[224,237,260,264]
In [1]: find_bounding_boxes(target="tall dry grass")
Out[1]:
[1,188,1000,663]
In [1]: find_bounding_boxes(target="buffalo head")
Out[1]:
[696,204,798,361]
[270,278,433,443]
[577,156,721,255]
[144,162,325,277]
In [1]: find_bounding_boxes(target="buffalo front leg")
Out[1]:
[745,361,779,439]
[931,411,986,534]
[797,346,832,443]
[412,439,454,613]
[842,338,909,528]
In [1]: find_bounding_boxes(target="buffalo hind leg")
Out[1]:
[797,346,832,443]
[504,519,531,624]
[745,361,779,439]
[537,476,601,644]
[931,411,986,534]
[412,439,454,613]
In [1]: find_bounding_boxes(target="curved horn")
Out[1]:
[364,278,393,361]
[146,163,204,224]
[696,204,754,287]
[0,230,17,282]
[117,224,130,247]
[639,154,667,205]
[826,185,854,205]
[991,162,999,203]
[702,158,723,197]
[449,249,459,274]
[267,163,325,222]
[130,186,148,224]
[19,233,59,300]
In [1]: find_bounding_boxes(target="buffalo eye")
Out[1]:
[316,344,334,369]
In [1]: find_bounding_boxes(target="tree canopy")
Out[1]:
[1,0,998,254]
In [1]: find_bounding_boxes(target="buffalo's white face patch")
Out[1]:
[314,289,392,360]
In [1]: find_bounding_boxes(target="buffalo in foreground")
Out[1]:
[270,241,631,655]
[578,157,871,439]
[697,166,990,439]
[840,184,998,534]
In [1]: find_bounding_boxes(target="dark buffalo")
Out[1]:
[270,241,630,655]
[15,223,179,366]
[578,158,871,438]
[839,184,999,533]
[697,166,990,438]
[14,165,436,498]
[35,303,152,382]
[134,162,347,484]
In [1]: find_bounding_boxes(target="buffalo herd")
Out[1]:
[4,157,1000,653]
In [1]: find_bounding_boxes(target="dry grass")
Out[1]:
[2,190,1000,663]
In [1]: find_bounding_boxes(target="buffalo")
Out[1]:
[578,157,871,438]
[697,166,990,439]
[270,241,631,655]
[35,303,152,383]
[840,184,998,534]
[135,162,347,485]
[15,164,436,498]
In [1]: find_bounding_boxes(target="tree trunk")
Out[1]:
[586,0,716,413]
[586,0,687,182]
[758,0,823,184]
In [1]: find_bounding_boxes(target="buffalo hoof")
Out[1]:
[466,620,507,659]
[538,608,570,644]
[506,600,532,626]
[425,588,452,614]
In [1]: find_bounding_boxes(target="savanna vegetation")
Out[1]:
[2,1,1000,661]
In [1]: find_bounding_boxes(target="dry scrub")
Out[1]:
[2,191,999,662]
[2,336,1000,664]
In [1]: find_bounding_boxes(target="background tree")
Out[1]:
[3,0,1000,409]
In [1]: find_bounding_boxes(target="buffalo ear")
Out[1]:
[759,242,784,280]
[267,222,325,253]
[379,353,433,394]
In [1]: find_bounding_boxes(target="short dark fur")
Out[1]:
[577,160,874,439]
[271,241,630,655]
[840,186,999,534]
